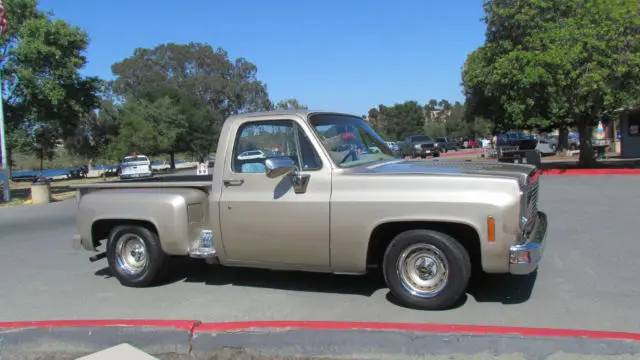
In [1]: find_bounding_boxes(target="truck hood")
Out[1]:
[348,159,536,183]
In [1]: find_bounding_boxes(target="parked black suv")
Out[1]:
[400,135,440,158]
[435,136,459,153]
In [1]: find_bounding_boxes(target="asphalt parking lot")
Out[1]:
[0,175,638,332]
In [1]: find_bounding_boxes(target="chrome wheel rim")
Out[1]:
[115,234,148,275]
[396,244,449,298]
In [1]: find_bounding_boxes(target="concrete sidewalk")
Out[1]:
[1,321,639,360]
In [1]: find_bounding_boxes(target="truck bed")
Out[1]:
[70,174,213,191]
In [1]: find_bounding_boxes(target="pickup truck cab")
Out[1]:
[71,110,548,310]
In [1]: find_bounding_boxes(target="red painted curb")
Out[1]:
[541,168,640,175]
[440,150,484,157]
[194,321,640,342]
[1,320,639,342]
[0,320,199,332]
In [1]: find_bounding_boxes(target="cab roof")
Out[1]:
[226,110,360,122]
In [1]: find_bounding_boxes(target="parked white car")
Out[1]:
[119,154,153,180]
[237,150,266,160]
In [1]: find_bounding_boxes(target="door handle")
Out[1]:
[223,179,244,186]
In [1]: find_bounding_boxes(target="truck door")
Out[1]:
[218,117,331,268]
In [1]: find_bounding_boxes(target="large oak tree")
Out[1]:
[108,42,272,165]
[1,0,101,171]
[463,0,640,165]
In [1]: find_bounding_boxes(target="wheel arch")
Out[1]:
[367,220,481,272]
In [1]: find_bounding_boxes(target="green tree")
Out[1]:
[380,101,425,140]
[104,97,187,161]
[424,121,446,137]
[110,42,271,165]
[28,124,58,171]
[1,0,101,171]
[463,0,640,165]
[274,98,307,110]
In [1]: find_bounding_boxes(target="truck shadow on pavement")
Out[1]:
[94,260,538,309]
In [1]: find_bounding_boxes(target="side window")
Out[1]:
[231,120,323,173]
[296,126,323,171]
[232,120,297,173]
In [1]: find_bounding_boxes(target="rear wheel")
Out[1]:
[383,230,471,310]
[106,225,167,287]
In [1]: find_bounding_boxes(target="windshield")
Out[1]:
[411,135,433,142]
[122,156,148,163]
[309,113,397,168]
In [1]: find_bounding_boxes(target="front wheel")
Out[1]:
[106,225,167,287]
[383,229,471,310]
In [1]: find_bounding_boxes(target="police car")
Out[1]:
[119,153,153,180]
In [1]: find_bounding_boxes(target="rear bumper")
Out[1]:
[120,172,153,179]
[509,211,547,275]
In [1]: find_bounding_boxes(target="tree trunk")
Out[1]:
[39,150,44,172]
[169,151,176,169]
[578,120,595,167]
[558,127,569,152]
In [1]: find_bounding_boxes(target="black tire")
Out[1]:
[106,225,167,287]
[433,152,440,158]
[382,229,471,310]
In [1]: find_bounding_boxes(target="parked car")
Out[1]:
[71,110,547,311]
[496,131,538,150]
[535,133,580,153]
[435,137,458,153]
[385,141,400,153]
[119,154,153,180]
[535,134,558,156]
[237,150,266,160]
[400,135,440,158]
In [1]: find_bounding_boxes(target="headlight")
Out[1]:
[414,144,421,149]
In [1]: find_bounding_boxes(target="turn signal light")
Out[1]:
[487,216,495,243]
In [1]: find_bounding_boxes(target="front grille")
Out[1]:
[421,143,434,149]
[521,177,539,235]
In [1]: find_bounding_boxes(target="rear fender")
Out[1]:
[77,188,209,255]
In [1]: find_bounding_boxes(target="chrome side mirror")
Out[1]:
[264,157,296,179]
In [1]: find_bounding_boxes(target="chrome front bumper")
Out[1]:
[509,211,547,275]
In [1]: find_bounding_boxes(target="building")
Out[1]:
[619,109,640,157]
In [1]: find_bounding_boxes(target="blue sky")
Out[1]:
[39,0,487,116]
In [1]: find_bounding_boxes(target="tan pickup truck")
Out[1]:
[71,110,547,310]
